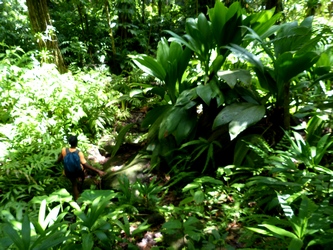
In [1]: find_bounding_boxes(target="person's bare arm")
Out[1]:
[79,152,105,176]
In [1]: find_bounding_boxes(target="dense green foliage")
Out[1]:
[1,0,333,249]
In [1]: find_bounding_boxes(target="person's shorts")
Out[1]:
[65,170,85,180]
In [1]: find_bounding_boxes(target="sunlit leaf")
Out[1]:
[217,69,251,88]
[261,224,298,239]
[131,55,166,81]
[193,190,205,204]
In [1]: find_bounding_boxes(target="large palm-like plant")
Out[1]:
[130,2,281,171]
[228,16,323,132]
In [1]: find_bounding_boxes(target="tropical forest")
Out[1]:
[1,0,333,249]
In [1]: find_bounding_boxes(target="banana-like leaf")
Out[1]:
[167,30,195,52]
[197,13,212,46]
[209,1,242,52]
[173,109,197,144]
[273,19,312,57]
[275,51,320,86]
[260,224,298,239]
[288,238,303,250]
[248,9,282,38]
[210,55,225,74]
[217,69,251,89]
[247,176,302,187]
[227,44,265,73]
[111,123,134,159]
[141,105,171,129]
[175,89,197,107]
[196,84,213,106]
[314,134,333,165]
[246,226,274,236]
[306,115,325,145]
[131,55,166,81]
[299,196,317,221]
[21,214,30,249]
[208,1,227,46]
[213,102,265,140]
[157,38,170,71]
[221,10,242,49]
[209,78,224,107]
[82,233,94,250]
[158,107,184,140]
[213,103,253,127]
[3,224,25,250]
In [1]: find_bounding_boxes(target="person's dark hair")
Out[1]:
[68,135,78,148]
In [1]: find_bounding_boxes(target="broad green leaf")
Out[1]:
[183,183,200,192]
[197,13,212,44]
[299,196,317,221]
[141,105,171,129]
[247,176,302,187]
[95,231,108,242]
[82,233,94,250]
[288,238,303,250]
[180,139,204,149]
[33,231,69,250]
[227,44,265,73]
[314,166,333,175]
[214,103,254,128]
[306,115,325,145]
[193,190,205,204]
[157,38,170,71]
[251,10,282,38]
[111,124,134,159]
[21,214,30,248]
[184,217,200,227]
[162,220,182,230]
[208,1,227,36]
[275,51,320,86]
[131,55,166,81]
[246,226,274,236]
[196,84,213,106]
[180,196,194,205]
[167,31,196,52]
[169,42,183,65]
[3,224,25,250]
[174,110,196,144]
[158,107,184,140]
[221,6,242,47]
[129,89,143,97]
[261,224,298,239]
[213,102,265,140]
[307,238,333,248]
[194,176,224,185]
[175,89,197,107]
[209,78,224,107]
[300,16,313,28]
[79,190,117,203]
[210,55,225,74]
[217,69,252,88]
[132,221,150,236]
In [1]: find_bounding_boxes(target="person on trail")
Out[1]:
[55,135,105,201]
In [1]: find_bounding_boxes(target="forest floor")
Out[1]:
[82,110,245,249]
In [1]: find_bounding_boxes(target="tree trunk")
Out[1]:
[26,0,67,73]
[105,0,116,57]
